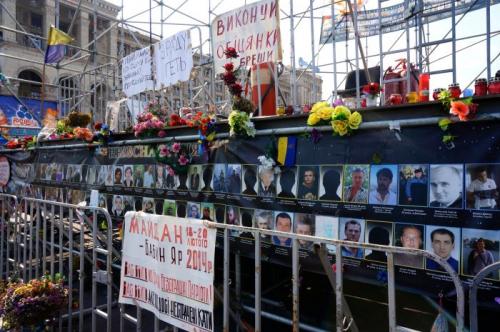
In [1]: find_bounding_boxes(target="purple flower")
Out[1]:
[333,98,344,107]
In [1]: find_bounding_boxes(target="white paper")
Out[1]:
[154,30,193,89]
[122,47,154,97]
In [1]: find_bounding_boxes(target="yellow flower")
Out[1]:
[311,101,329,113]
[318,106,334,120]
[332,106,351,120]
[307,113,321,126]
[348,111,362,129]
[332,120,348,136]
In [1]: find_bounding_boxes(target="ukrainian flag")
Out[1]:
[44,26,73,64]
[277,136,297,167]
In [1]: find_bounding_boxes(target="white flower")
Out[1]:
[245,121,256,137]
[258,155,276,170]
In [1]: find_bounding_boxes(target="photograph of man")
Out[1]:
[143,165,155,188]
[297,166,319,200]
[113,166,123,186]
[214,205,225,223]
[399,165,428,206]
[393,224,424,268]
[201,165,214,192]
[201,202,214,221]
[176,201,187,218]
[176,173,189,191]
[277,168,297,199]
[142,198,155,214]
[162,199,176,216]
[189,165,201,191]
[319,166,343,201]
[343,165,369,204]
[164,165,177,189]
[339,218,365,258]
[364,221,393,263]
[226,205,240,236]
[255,210,272,241]
[426,226,460,272]
[126,196,137,213]
[462,229,499,278]
[86,165,98,185]
[466,165,499,210]
[212,164,227,192]
[369,165,398,206]
[112,195,125,218]
[429,164,463,208]
[315,215,339,253]
[239,208,255,239]
[155,164,165,189]
[154,199,163,214]
[258,166,276,197]
[187,202,201,219]
[133,165,145,187]
[272,212,293,247]
[241,165,258,196]
[97,166,108,186]
[227,164,242,194]
[295,214,315,250]
[123,166,134,187]
[98,194,107,210]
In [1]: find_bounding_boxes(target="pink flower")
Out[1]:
[178,154,189,165]
[171,142,181,153]
[158,130,167,138]
[159,145,170,157]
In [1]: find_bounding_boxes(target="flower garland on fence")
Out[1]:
[153,142,192,175]
[0,274,69,330]
[5,135,36,149]
[307,101,362,136]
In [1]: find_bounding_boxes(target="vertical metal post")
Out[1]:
[58,205,63,332]
[208,0,216,105]
[79,209,85,332]
[405,0,411,96]
[68,208,74,332]
[309,0,316,103]
[92,209,97,332]
[256,66,263,116]
[235,253,241,332]
[292,238,299,332]
[352,1,361,107]
[254,233,261,332]
[223,228,230,331]
[0,198,4,277]
[42,203,47,274]
[28,201,34,280]
[50,204,55,277]
[378,0,384,105]
[331,2,337,100]
[289,0,298,108]
[35,201,40,279]
[335,244,343,332]
[451,0,457,83]
[136,307,142,332]
[486,0,491,79]
[387,252,397,332]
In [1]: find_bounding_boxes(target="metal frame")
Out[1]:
[469,261,500,332]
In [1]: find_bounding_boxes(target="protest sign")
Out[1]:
[154,30,193,89]
[211,0,282,73]
[119,212,216,332]
[122,47,154,97]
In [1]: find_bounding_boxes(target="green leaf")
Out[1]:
[442,134,456,143]
[438,118,452,131]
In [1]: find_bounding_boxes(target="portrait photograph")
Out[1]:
[187,201,201,219]
[201,165,214,192]
[364,221,393,263]
[314,215,339,253]
[398,164,428,206]
[113,166,123,186]
[212,164,227,193]
[35,164,44,180]
[123,165,135,187]
[368,165,398,206]
[465,164,500,210]
[461,228,499,279]
[123,195,136,213]
[258,166,276,198]
[104,165,114,186]
[226,164,242,194]
[214,204,226,223]
[44,187,61,202]
[294,213,315,250]
[201,202,215,221]
[342,165,369,204]
[142,197,155,214]
[272,211,294,247]
[46,163,56,181]
[339,217,366,258]
[143,165,155,188]
[393,223,425,268]
[276,167,297,199]
[425,225,461,273]
[226,205,240,226]
[98,193,108,210]
[111,195,125,217]
[297,166,319,200]
[154,164,166,189]
[162,199,177,216]
[86,165,98,185]
[64,164,74,182]
[241,165,258,196]
[55,164,64,182]
[429,164,464,209]
[188,165,202,191]
[68,189,86,205]
[319,165,343,201]
[164,165,177,189]
[95,165,106,186]
[176,201,187,218]
[239,208,255,239]
[133,165,145,188]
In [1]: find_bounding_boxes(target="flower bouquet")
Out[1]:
[133,100,169,138]
[362,82,382,107]
[0,274,69,331]
[228,111,256,137]
[93,122,113,145]
[438,90,478,121]
[331,105,362,136]
[153,142,192,175]
[306,101,335,126]
[5,136,36,150]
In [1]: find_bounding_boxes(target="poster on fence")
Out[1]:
[121,47,154,97]
[119,212,216,332]
[211,0,282,73]
[154,30,193,89]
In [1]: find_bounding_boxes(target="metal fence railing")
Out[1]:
[469,261,500,332]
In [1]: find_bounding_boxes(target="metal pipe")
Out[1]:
[451,0,457,83]
[331,2,337,100]
[309,0,316,103]
[486,0,491,80]
[289,0,298,108]
[254,231,261,332]
[469,262,500,332]
[336,243,343,332]
[387,252,396,332]
[292,238,299,332]
[223,228,230,331]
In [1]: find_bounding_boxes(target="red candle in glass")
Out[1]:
[474,78,488,96]
[389,93,403,105]
[448,83,461,99]
[488,77,500,95]
[433,88,444,101]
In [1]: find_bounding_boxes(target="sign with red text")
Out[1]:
[154,30,193,89]
[211,0,282,73]
[119,212,216,332]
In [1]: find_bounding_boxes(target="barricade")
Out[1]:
[469,261,500,332]
[0,193,19,278]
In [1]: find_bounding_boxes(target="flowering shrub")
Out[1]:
[0,274,68,330]
[153,142,192,174]
[228,111,256,137]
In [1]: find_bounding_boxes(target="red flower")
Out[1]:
[229,83,243,96]
[170,113,180,122]
[224,47,239,59]
[450,101,470,121]
[222,71,237,85]
[94,122,102,130]
[363,82,381,95]
[223,63,234,71]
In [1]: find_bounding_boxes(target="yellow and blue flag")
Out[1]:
[277,136,297,167]
[44,26,73,64]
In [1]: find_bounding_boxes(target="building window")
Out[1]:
[18,70,42,99]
